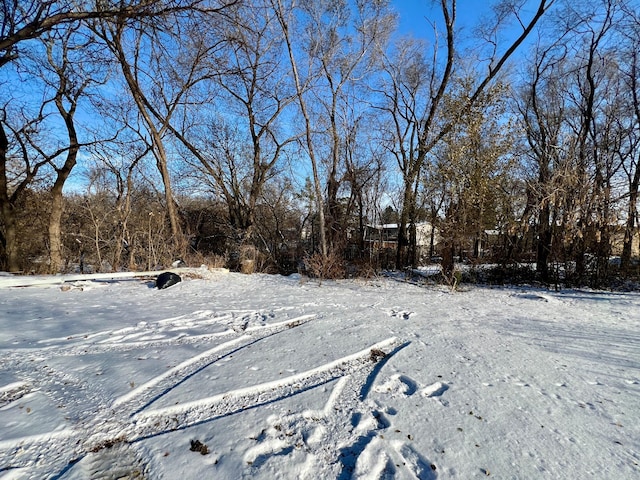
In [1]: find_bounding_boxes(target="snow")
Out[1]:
[0,270,639,479]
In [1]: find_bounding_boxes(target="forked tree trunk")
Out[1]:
[48,151,78,274]
[47,56,81,274]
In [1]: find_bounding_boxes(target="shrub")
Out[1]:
[303,250,346,280]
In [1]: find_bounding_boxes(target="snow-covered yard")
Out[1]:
[0,270,638,479]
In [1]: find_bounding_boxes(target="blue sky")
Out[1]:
[391,0,547,64]
[392,0,495,38]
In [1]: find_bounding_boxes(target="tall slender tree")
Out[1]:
[380,0,554,271]
[272,0,329,259]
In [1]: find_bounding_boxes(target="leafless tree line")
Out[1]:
[1,0,639,287]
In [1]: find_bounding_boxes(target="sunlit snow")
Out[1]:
[0,269,638,479]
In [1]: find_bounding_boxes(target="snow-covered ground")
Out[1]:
[0,270,638,479]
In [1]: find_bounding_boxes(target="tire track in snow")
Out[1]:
[0,314,315,478]
[12,312,239,357]
[2,354,114,428]
[1,335,400,479]
[0,429,80,478]
[4,309,274,359]
[1,310,407,480]
[75,441,150,480]
[112,315,316,412]
[128,337,402,441]
[0,381,31,408]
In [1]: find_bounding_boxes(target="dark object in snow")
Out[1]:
[369,348,386,362]
[156,272,181,289]
[190,439,209,455]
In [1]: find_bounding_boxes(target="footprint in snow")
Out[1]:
[373,374,418,397]
[421,381,449,398]
[350,436,393,479]
[393,442,437,480]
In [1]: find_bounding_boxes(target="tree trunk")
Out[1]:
[48,66,81,273]
[0,123,20,272]
[536,203,552,281]
[151,135,182,244]
[396,180,415,269]
[275,0,327,259]
[326,89,341,252]
[621,177,640,273]
[429,222,436,259]
[48,185,65,273]
[441,241,454,279]
[105,25,183,255]
[0,201,19,272]
[48,149,78,274]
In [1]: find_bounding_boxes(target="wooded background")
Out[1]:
[2,0,640,287]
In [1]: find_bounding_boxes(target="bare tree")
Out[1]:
[514,0,634,284]
[300,0,394,252]
[516,42,570,281]
[272,0,330,259]
[93,3,235,256]
[0,0,238,68]
[0,0,239,271]
[376,37,431,268]
[94,18,184,252]
[271,0,396,271]
[0,107,51,271]
[0,25,110,273]
[550,0,628,284]
[617,0,640,273]
[342,114,388,258]
[37,26,109,272]
[84,139,151,271]
[379,0,553,272]
[130,0,306,273]
[172,0,299,253]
